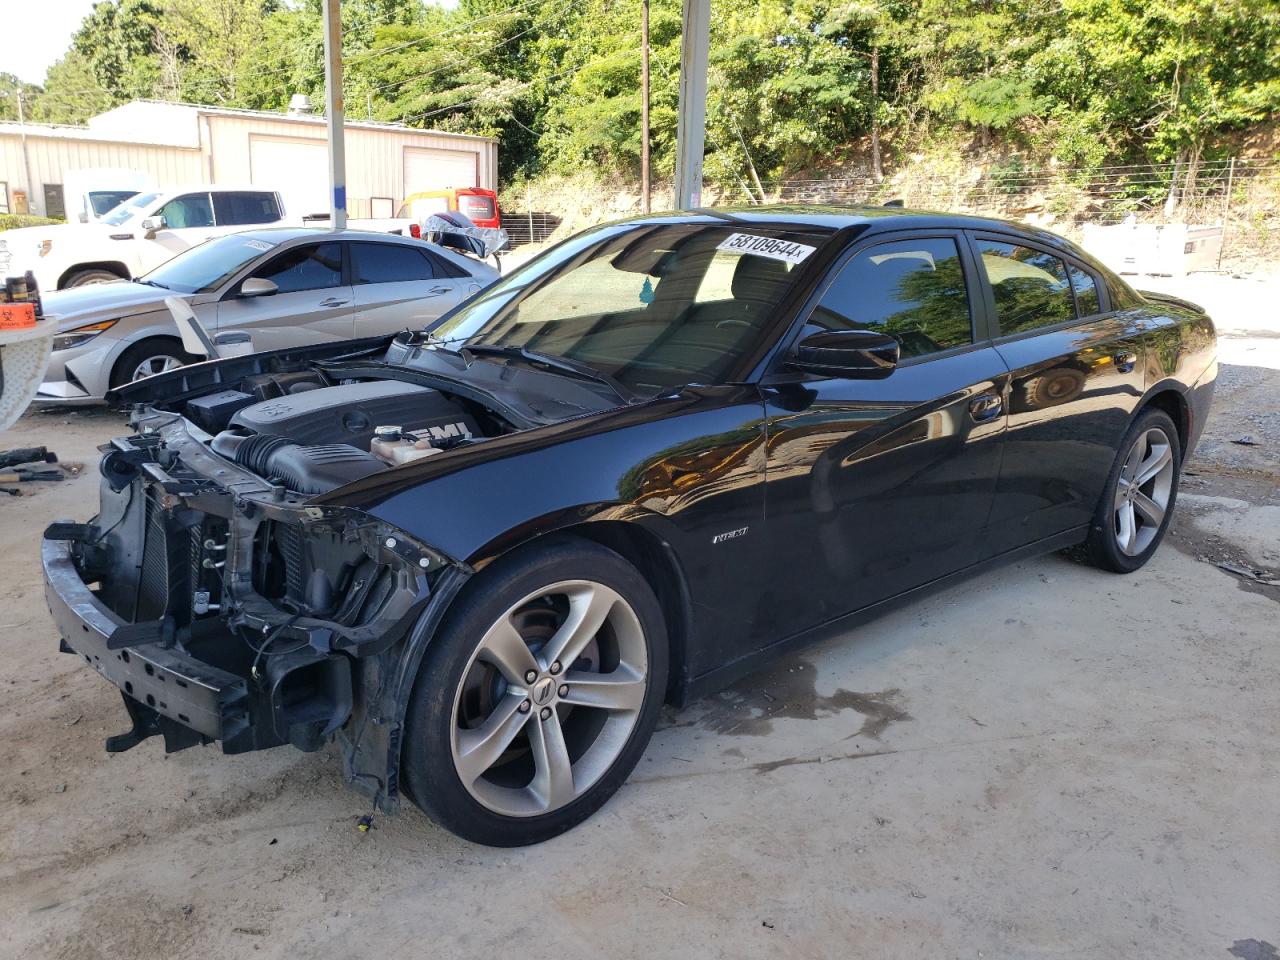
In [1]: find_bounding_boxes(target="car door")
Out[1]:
[758,232,1011,641]
[215,241,354,352]
[971,234,1148,556]
[349,241,474,336]
[138,192,218,273]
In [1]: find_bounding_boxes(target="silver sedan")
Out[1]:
[35,228,500,404]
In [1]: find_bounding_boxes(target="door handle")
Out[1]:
[425,285,453,296]
[1113,351,1138,373]
[319,297,350,307]
[968,392,1004,423]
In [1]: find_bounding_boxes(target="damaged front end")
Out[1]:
[43,406,469,811]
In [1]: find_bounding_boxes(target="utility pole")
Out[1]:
[869,46,882,183]
[16,89,35,216]
[322,0,347,229]
[640,0,651,214]
[673,0,710,209]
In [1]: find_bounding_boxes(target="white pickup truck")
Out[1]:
[0,186,288,291]
[63,168,155,224]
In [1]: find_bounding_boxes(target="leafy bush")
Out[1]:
[0,214,61,231]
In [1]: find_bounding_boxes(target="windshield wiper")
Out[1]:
[136,279,169,289]
[461,343,632,403]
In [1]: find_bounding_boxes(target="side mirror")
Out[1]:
[78,212,89,224]
[212,330,254,359]
[789,329,900,379]
[139,216,165,239]
[239,277,279,298]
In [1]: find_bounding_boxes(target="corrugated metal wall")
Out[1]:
[0,131,202,217]
[207,115,497,217]
[1,111,497,219]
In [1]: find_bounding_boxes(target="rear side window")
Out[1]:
[1068,264,1101,316]
[214,192,280,225]
[350,242,437,283]
[978,240,1076,334]
[158,193,214,229]
[251,243,342,293]
[458,194,495,220]
[810,237,973,358]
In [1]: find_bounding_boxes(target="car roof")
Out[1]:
[618,204,1082,251]
[234,227,439,245]
[228,226,495,276]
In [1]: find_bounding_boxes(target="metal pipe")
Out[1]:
[673,0,710,210]
[641,0,651,214]
[322,0,348,230]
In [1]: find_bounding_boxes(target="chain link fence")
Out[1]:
[721,158,1280,268]
[503,159,1279,268]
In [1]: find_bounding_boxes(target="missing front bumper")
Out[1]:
[43,537,255,752]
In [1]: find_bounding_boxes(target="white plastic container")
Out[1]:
[370,426,443,466]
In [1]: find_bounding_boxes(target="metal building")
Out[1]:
[0,100,498,220]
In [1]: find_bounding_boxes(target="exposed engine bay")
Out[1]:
[40,340,532,802]
[180,366,508,494]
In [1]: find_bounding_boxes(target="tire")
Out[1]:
[1080,408,1181,573]
[63,268,123,288]
[110,338,199,389]
[401,537,669,846]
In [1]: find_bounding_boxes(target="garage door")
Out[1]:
[403,147,478,196]
[250,136,329,217]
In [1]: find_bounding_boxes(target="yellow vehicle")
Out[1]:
[397,188,501,230]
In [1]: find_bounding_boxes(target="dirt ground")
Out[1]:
[0,273,1275,960]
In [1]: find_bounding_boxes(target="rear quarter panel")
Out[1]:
[1136,296,1218,455]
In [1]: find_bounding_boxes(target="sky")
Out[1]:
[10,0,99,84]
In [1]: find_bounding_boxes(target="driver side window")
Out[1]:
[157,193,214,229]
[811,237,973,359]
[249,243,342,294]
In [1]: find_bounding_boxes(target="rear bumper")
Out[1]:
[42,537,251,745]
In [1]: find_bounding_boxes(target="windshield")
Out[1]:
[101,192,160,226]
[88,190,140,217]
[141,234,279,294]
[429,222,830,395]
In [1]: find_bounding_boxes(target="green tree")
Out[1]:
[30,54,115,124]
[0,73,43,122]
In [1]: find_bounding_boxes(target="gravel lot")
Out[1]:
[0,273,1275,960]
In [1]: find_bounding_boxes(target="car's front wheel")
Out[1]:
[1081,407,1181,573]
[402,538,668,846]
[110,338,199,389]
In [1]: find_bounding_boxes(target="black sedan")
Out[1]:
[42,207,1217,846]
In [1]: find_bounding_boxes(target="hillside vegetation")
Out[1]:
[2,0,1277,197]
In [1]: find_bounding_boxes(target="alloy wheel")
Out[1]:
[1114,425,1175,557]
[131,355,183,381]
[449,580,648,818]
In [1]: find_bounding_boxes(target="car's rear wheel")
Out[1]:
[402,538,668,846]
[110,338,198,388]
[63,268,123,288]
[1081,408,1181,573]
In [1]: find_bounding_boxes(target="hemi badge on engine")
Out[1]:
[712,526,749,545]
